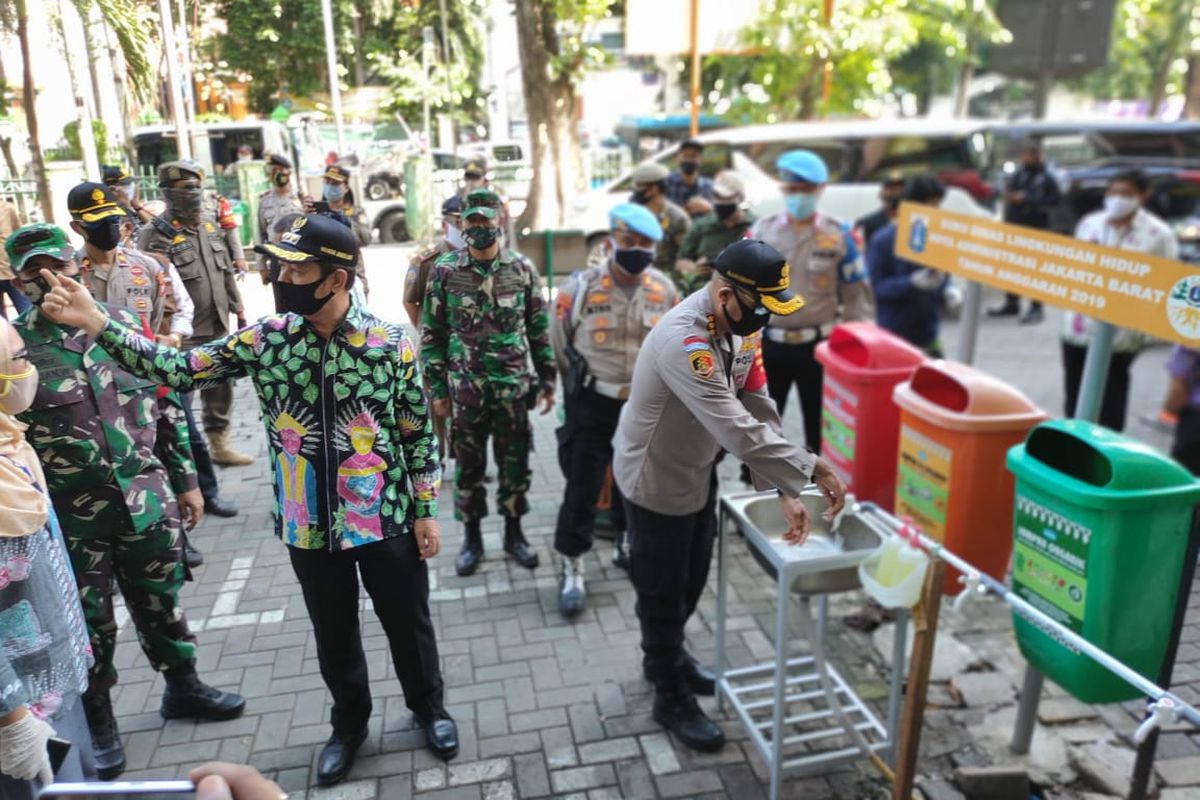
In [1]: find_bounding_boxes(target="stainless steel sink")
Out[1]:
[721,490,882,595]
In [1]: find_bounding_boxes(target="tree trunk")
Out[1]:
[15,0,53,223]
[1147,0,1190,117]
[103,19,138,170]
[82,4,106,124]
[352,8,366,88]
[513,0,585,232]
[1184,54,1200,120]
[56,0,100,178]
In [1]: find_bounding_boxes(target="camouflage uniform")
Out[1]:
[652,199,691,290]
[676,211,756,296]
[420,248,555,521]
[14,303,199,693]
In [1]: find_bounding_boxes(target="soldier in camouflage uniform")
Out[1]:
[138,160,254,467]
[5,223,247,781]
[421,191,555,577]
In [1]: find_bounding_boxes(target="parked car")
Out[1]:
[565,118,999,265]
[991,121,1200,256]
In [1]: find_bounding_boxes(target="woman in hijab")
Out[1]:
[0,316,94,795]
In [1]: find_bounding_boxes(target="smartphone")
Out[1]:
[38,781,195,798]
[312,200,330,214]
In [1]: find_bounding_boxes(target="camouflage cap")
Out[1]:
[157,159,204,186]
[5,224,75,273]
[464,188,502,210]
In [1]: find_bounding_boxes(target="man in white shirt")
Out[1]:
[1061,169,1179,430]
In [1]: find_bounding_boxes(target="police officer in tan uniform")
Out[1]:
[404,196,464,329]
[256,154,304,283]
[138,160,253,467]
[751,149,874,449]
[630,163,690,287]
[549,203,679,618]
[612,239,846,753]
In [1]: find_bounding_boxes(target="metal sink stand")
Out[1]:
[714,493,909,800]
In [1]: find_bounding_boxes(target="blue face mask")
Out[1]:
[323,183,347,203]
[785,192,819,221]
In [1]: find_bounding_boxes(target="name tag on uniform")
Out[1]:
[447,271,482,293]
[494,273,524,294]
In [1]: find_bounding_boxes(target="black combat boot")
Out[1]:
[652,688,725,753]
[160,665,246,721]
[83,689,125,781]
[455,519,484,576]
[503,516,538,569]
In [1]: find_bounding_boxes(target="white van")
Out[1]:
[567,118,999,261]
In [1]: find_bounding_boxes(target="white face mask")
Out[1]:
[0,363,38,417]
[445,223,467,250]
[1104,194,1139,220]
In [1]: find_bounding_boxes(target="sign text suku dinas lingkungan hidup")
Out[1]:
[895,203,1200,346]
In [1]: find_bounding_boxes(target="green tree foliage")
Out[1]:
[210,0,487,124]
[211,0,337,113]
[63,119,110,163]
[369,0,488,129]
[698,0,1008,121]
[1070,0,1199,114]
[73,0,153,101]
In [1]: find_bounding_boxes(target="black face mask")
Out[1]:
[275,273,337,316]
[724,291,769,336]
[680,161,699,176]
[612,246,655,275]
[273,171,291,188]
[465,225,499,250]
[631,189,651,205]
[885,196,902,212]
[83,218,122,251]
[714,203,739,220]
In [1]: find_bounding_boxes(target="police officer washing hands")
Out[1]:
[612,238,847,753]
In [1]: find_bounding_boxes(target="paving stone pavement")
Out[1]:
[105,246,1199,799]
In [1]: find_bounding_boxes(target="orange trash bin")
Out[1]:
[815,323,926,510]
[893,361,1046,595]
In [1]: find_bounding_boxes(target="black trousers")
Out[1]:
[1061,342,1136,432]
[554,388,626,558]
[762,337,823,448]
[180,391,219,502]
[288,534,445,735]
[625,475,717,691]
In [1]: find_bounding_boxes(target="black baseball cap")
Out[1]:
[442,195,464,216]
[268,153,293,169]
[67,182,127,223]
[713,239,803,316]
[101,165,133,185]
[254,213,359,268]
[680,138,704,153]
[463,157,488,178]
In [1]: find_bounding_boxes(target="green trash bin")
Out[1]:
[1007,419,1200,703]
[231,200,252,248]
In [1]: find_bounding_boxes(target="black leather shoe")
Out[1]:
[456,520,483,576]
[421,713,459,760]
[653,692,725,752]
[503,517,538,569]
[83,691,125,781]
[161,669,246,721]
[680,653,717,697]
[184,543,204,569]
[317,728,368,786]
[643,653,715,696]
[204,495,238,517]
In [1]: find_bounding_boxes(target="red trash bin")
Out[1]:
[814,323,927,510]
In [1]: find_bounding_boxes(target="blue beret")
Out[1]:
[608,202,662,242]
[776,149,829,184]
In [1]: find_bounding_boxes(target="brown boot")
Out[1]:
[208,430,254,466]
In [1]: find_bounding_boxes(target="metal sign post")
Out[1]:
[955,281,984,365]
